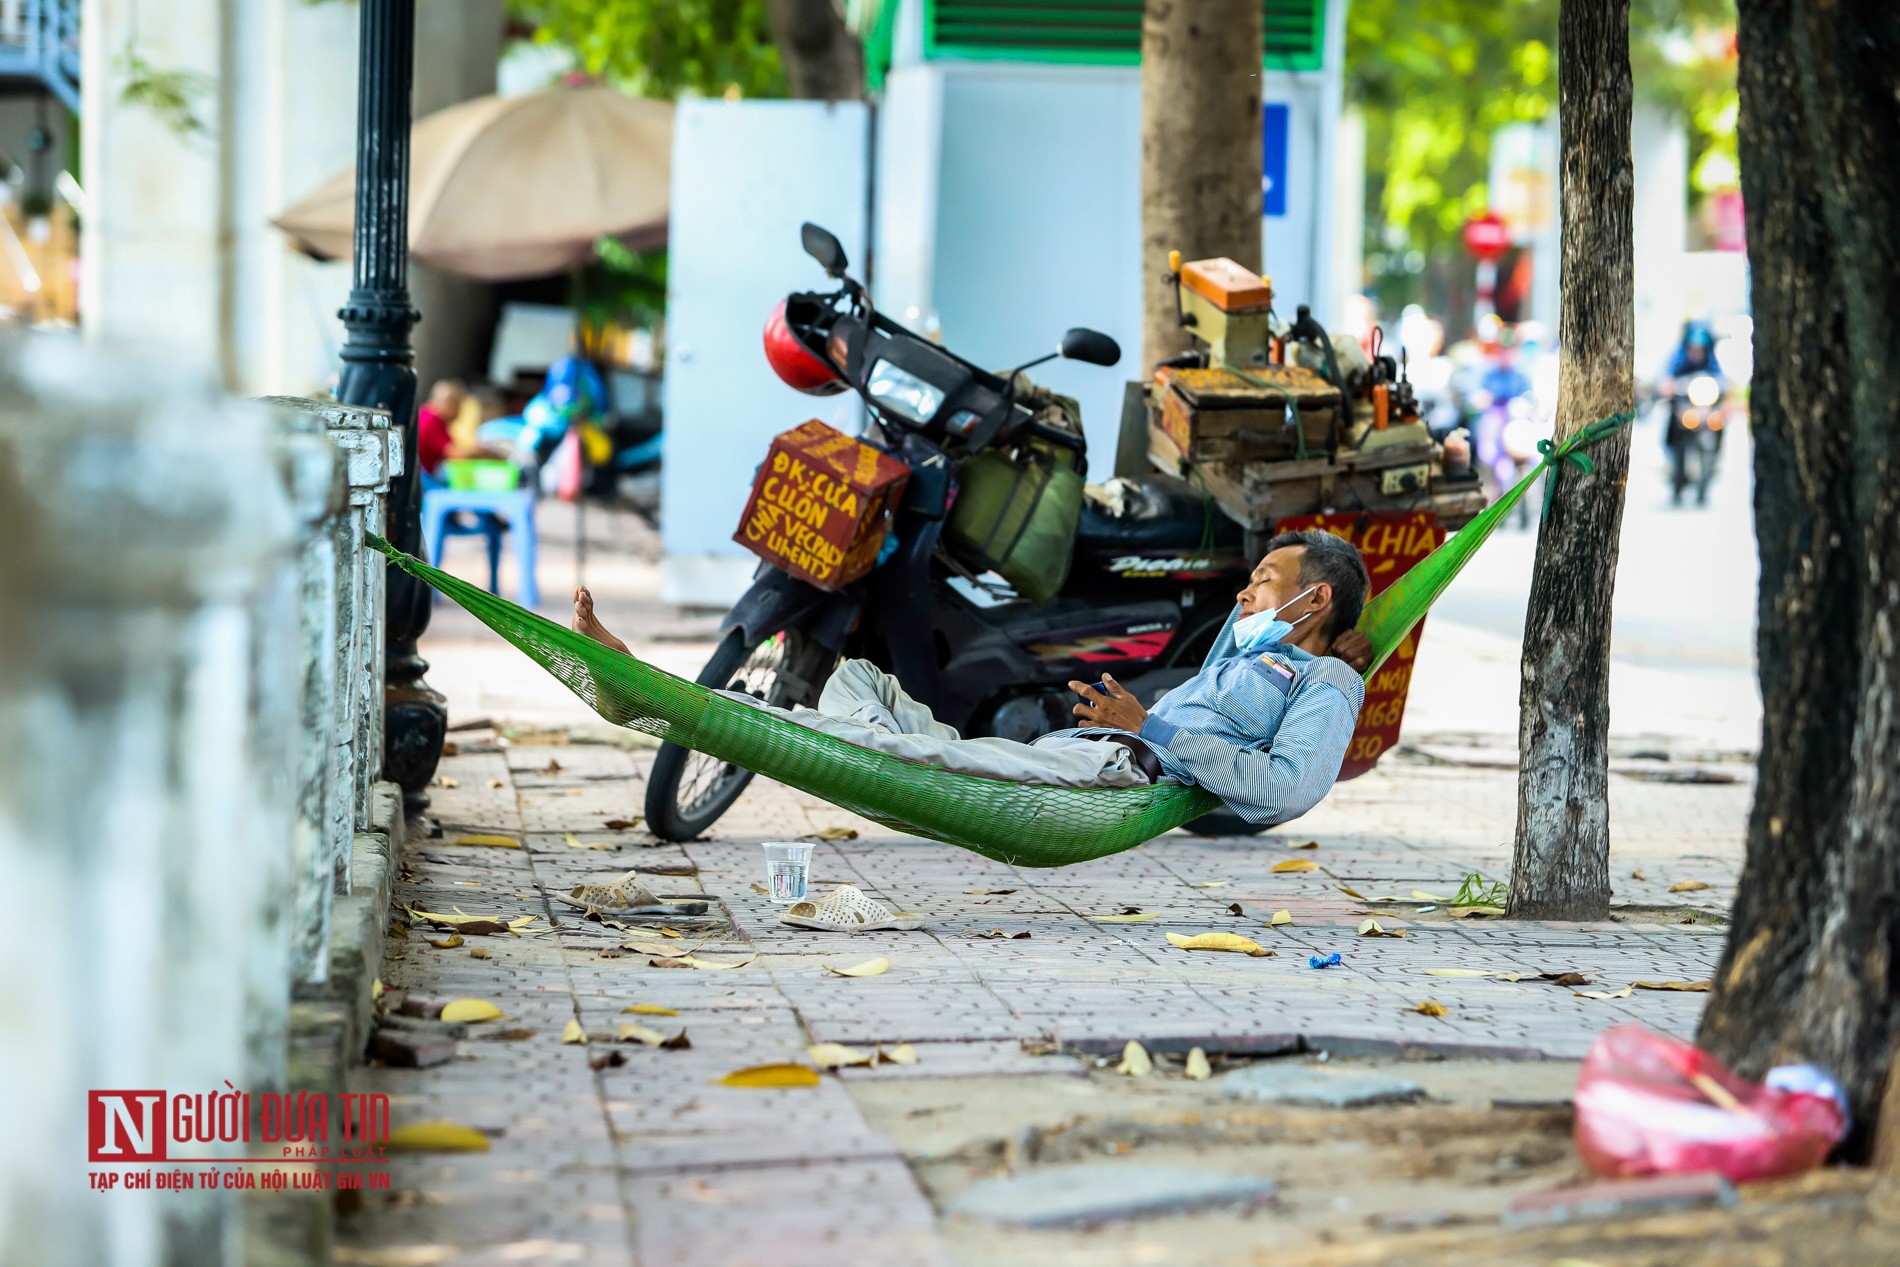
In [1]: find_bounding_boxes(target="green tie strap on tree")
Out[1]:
[370,411,1630,864]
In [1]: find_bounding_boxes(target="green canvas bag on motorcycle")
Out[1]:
[943,376,1086,605]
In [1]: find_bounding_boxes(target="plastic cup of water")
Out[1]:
[762,842,815,904]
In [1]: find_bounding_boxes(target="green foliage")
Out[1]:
[1451,871,1509,908]
[1348,0,1738,306]
[116,49,214,139]
[506,0,788,99]
[582,238,668,330]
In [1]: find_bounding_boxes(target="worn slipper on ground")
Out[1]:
[559,871,710,916]
[780,884,924,933]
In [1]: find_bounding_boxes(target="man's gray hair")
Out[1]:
[1263,529,1369,638]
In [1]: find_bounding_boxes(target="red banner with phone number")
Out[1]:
[1273,510,1445,781]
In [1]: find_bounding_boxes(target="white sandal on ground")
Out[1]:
[780,884,924,933]
[559,870,710,916]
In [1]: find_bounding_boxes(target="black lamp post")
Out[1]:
[335,0,445,815]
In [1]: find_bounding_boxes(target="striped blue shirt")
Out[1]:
[1051,605,1365,826]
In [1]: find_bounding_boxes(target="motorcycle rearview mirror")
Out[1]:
[1059,327,1121,367]
[800,223,849,278]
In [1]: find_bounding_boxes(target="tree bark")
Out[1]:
[1697,0,1900,1162]
[1139,0,1263,371]
[1506,0,1634,921]
[764,0,864,101]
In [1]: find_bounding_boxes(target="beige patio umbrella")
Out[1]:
[274,86,672,280]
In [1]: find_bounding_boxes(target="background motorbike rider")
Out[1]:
[1656,321,1729,506]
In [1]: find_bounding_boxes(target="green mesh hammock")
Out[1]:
[376,412,1630,866]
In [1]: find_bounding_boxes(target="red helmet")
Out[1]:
[763,299,845,395]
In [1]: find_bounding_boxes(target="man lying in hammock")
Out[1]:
[573,529,1373,828]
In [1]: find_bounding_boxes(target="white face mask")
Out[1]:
[1232,585,1318,654]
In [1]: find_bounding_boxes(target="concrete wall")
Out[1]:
[82,0,502,395]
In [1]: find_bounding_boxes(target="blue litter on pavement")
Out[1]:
[1309,952,1343,969]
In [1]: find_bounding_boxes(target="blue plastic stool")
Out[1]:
[420,486,540,607]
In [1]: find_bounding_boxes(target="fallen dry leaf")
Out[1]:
[1543,972,1591,987]
[469,948,492,960]
[624,942,694,958]
[405,906,521,937]
[564,832,615,851]
[1116,1040,1153,1077]
[717,1063,821,1089]
[1291,840,1319,850]
[685,955,757,971]
[1423,967,1494,978]
[659,928,683,938]
[751,883,769,895]
[1633,979,1713,992]
[451,833,521,849]
[1090,912,1163,923]
[488,778,505,789]
[1668,879,1714,893]
[808,1042,874,1068]
[544,758,563,773]
[426,934,464,950]
[485,1028,536,1042]
[1199,880,1231,888]
[436,777,460,789]
[1632,869,1647,880]
[1575,986,1636,1000]
[648,958,691,969]
[1013,931,1032,940]
[1358,919,1405,938]
[617,1023,665,1047]
[439,999,504,1023]
[1411,1000,1449,1017]
[1227,902,1245,915]
[1269,909,1292,926]
[879,1043,919,1065]
[1271,859,1318,873]
[384,1122,490,1153]
[966,888,1018,896]
[623,1003,680,1016]
[561,1019,586,1044]
[604,818,642,830]
[1184,1047,1212,1081]
[590,1050,627,1069]
[1410,889,1451,902]
[824,956,890,977]
[661,1029,692,1050]
[1448,905,1508,919]
[1166,931,1271,957]
[372,978,384,1001]
[811,827,858,841]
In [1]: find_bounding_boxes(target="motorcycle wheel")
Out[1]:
[644,627,819,841]
[1181,809,1270,838]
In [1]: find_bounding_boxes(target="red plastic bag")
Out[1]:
[1574,1024,1846,1183]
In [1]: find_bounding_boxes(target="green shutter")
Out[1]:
[922,0,1328,72]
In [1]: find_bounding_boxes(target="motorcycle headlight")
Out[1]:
[866,359,946,424]
[1687,375,1721,408]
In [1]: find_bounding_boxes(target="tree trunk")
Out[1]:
[1139,0,1263,371]
[1697,0,1900,1162]
[1505,0,1633,922]
[764,0,864,101]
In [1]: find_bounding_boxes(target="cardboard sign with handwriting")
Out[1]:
[735,420,911,592]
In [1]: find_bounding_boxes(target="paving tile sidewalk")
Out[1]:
[335,738,1746,1267]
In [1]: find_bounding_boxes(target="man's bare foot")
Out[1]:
[573,586,631,655]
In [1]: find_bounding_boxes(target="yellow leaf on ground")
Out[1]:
[451,834,520,849]
[625,942,694,958]
[1269,910,1292,926]
[879,1043,919,1065]
[440,999,504,1023]
[1358,919,1405,938]
[1410,890,1452,902]
[1337,885,1368,899]
[1166,931,1271,957]
[623,1003,680,1016]
[1091,912,1163,923]
[1575,986,1636,1000]
[686,955,757,971]
[1668,879,1714,893]
[808,1042,874,1068]
[1448,905,1507,919]
[488,778,505,788]
[1199,880,1231,888]
[658,928,682,938]
[1184,1047,1212,1081]
[372,978,384,1001]
[1290,840,1319,850]
[617,1023,665,1047]
[661,1029,692,1050]
[560,1019,586,1044]
[1271,859,1318,873]
[437,777,460,789]
[604,818,642,830]
[384,1122,491,1153]
[1632,979,1713,992]
[718,1063,821,1088]
[427,934,464,950]
[824,956,890,977]
[564,832,614,851]
[1412,1000,1448,1017]
[1423,968,1495,978]
[405,906,521,936]
[469,948,491,960]
[1116,1040,1153,1077]
[813,827,859,841]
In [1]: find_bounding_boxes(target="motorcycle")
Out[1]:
[643,223,1260,840]
[1663,373,1726,506]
